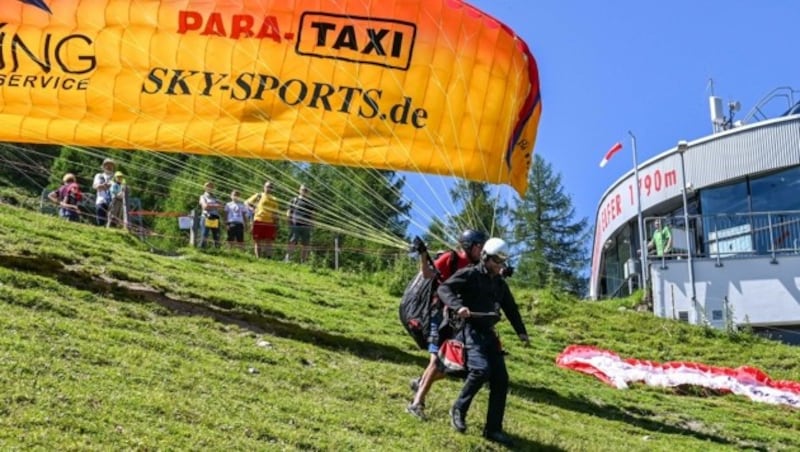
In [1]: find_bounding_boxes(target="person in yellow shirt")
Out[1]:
[246,181,280,258]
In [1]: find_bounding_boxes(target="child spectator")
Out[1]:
[107,171,129,229]
[48,173,82,222]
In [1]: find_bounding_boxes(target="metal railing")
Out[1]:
[644,210,800,265]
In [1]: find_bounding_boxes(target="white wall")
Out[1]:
[650,254,800,328]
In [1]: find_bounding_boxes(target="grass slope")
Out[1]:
[1,203,799,451]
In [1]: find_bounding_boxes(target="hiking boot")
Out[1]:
[449,406,467,433]
[409,377,420,393]
[405,403,426,420]
[483,430,513,446]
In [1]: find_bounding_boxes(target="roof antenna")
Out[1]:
[707,79,741,133]
[707,78,722,133]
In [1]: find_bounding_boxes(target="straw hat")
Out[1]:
[101,158,116,169]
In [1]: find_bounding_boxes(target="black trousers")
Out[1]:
[452,328,509,433]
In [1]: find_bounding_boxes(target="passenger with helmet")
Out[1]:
[437,237,529,446]
[406,229,487,420]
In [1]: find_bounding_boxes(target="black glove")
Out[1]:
[410,236,427,254]
[501,265,514,278]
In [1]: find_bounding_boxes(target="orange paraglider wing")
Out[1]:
[0,0,541,194]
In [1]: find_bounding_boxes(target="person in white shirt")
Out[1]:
[92,158,116,226]
[224,190,249,250]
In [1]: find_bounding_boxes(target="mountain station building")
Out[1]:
[590,89,800,343]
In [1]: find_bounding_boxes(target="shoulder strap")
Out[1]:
[449,249,459,276]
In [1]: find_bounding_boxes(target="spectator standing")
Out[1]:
[199,182,222,249]
[648,218,672,258]
[245,181,280,258]
[285,184,314,263]
[92,158,116,226]
[107,171,129,229]
[224,190,248,250]
[48,173,83,222]
[437,238,529,446]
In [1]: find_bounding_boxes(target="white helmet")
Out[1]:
[481,237,509,262]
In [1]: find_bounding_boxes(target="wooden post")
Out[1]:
[189,209,196,247]
[334,236,340,270]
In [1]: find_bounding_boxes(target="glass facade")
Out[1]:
[699,179,752,255]
[749,167,800,212]
[600,224,635,297]
[701,166,800,255]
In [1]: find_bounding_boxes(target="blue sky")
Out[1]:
[408,0,800,239]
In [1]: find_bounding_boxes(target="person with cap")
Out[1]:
[48,173,83,222]
[437,237,529,446]
[245,181,280,258]
[107,171,129,228]
[405,229,488,420]
[199,182,223,248]
[92,158,116,226]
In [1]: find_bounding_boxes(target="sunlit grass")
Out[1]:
[1,203,799,451]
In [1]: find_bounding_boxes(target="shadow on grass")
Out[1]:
[497,434,566,451]
[1,255,426,367]
[509,382,766,450]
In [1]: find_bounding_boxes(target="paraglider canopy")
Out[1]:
[0,0,541,195]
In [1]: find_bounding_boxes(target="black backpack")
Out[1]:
[399,250,459,350]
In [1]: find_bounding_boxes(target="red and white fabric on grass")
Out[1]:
[556,345,800,408]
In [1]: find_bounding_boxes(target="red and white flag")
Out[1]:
[599,142,623,168]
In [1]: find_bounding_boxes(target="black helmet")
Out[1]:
[459,229,487,250]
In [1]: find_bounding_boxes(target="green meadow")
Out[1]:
[1,203,799,451]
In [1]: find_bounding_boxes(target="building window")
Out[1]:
[700,180,753,256]
[698,166,800,255]
[678,311,689,322]
[750,166,800,212]
[600,224,635,298]
[700,179,748,215]
[750,167,800,253]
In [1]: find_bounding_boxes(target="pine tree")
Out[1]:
[423,217,450,251]
[446,180,506,237]
[120,150,190,218]
[510,155,590,295]
[48,146,111,192]
[0,142,60,191]
[300,164,411,270]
